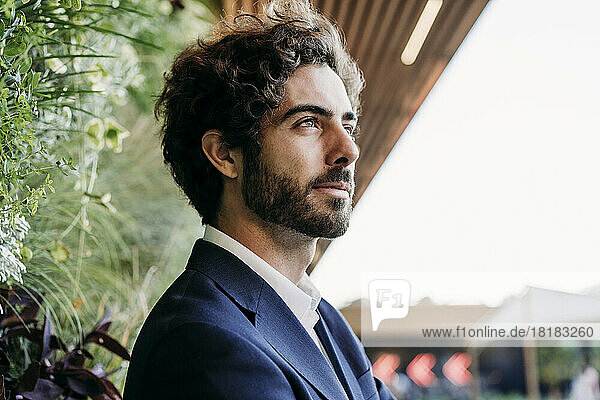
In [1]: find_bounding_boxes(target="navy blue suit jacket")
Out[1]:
[124,239,395,399]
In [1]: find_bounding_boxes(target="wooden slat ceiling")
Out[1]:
[219,0,490,272]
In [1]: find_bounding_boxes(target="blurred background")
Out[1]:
[1,0,599,398]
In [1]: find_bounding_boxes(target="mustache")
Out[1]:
[308,167,354,189]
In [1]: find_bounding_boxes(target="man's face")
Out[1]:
[241,64,359,238]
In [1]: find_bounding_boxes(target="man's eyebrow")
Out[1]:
[342,111,357,122]
[278,104,357,123]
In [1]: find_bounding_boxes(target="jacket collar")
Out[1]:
[186,239,264,313]
[186,239,350,400]
[202,225,322,327]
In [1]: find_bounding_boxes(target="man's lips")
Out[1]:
[313,181,351,191]
[312,181,352,199]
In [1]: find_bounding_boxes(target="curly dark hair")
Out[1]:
[155,0,364,225]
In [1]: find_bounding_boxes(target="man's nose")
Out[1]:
[325,125,360,167]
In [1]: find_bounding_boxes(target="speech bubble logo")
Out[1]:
[368,279,411,331]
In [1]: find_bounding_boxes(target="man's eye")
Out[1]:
[298,118,318,128]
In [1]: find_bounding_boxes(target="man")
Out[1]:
[124,0,396,398]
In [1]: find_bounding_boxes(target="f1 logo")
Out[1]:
[375,289,405,308]
[368,279,411,331]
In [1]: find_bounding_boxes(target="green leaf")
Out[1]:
[18,56,32,74]
[49,240,71,263]
[20,246,33,262]
[3,35,28,56]
[30,71,40,88]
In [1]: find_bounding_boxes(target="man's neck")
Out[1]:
[214,214,317,285]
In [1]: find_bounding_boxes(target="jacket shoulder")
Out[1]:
[124,268,262,399]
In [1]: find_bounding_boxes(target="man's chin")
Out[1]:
[261,214,350,239]
[294,210,352,239]
[317,226,349,239]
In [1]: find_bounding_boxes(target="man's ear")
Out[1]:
[201,130,239,179]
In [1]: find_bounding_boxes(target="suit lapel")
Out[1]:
[315,309,364,400]
[255,282,349,400]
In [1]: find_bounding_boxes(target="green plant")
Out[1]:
[1,0,216,396]
[0,0,142,283]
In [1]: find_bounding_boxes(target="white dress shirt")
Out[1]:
[202,225,332,362]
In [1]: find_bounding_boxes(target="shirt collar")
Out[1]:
[203,225,321,327]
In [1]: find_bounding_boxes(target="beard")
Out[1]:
[241,146,354,239]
